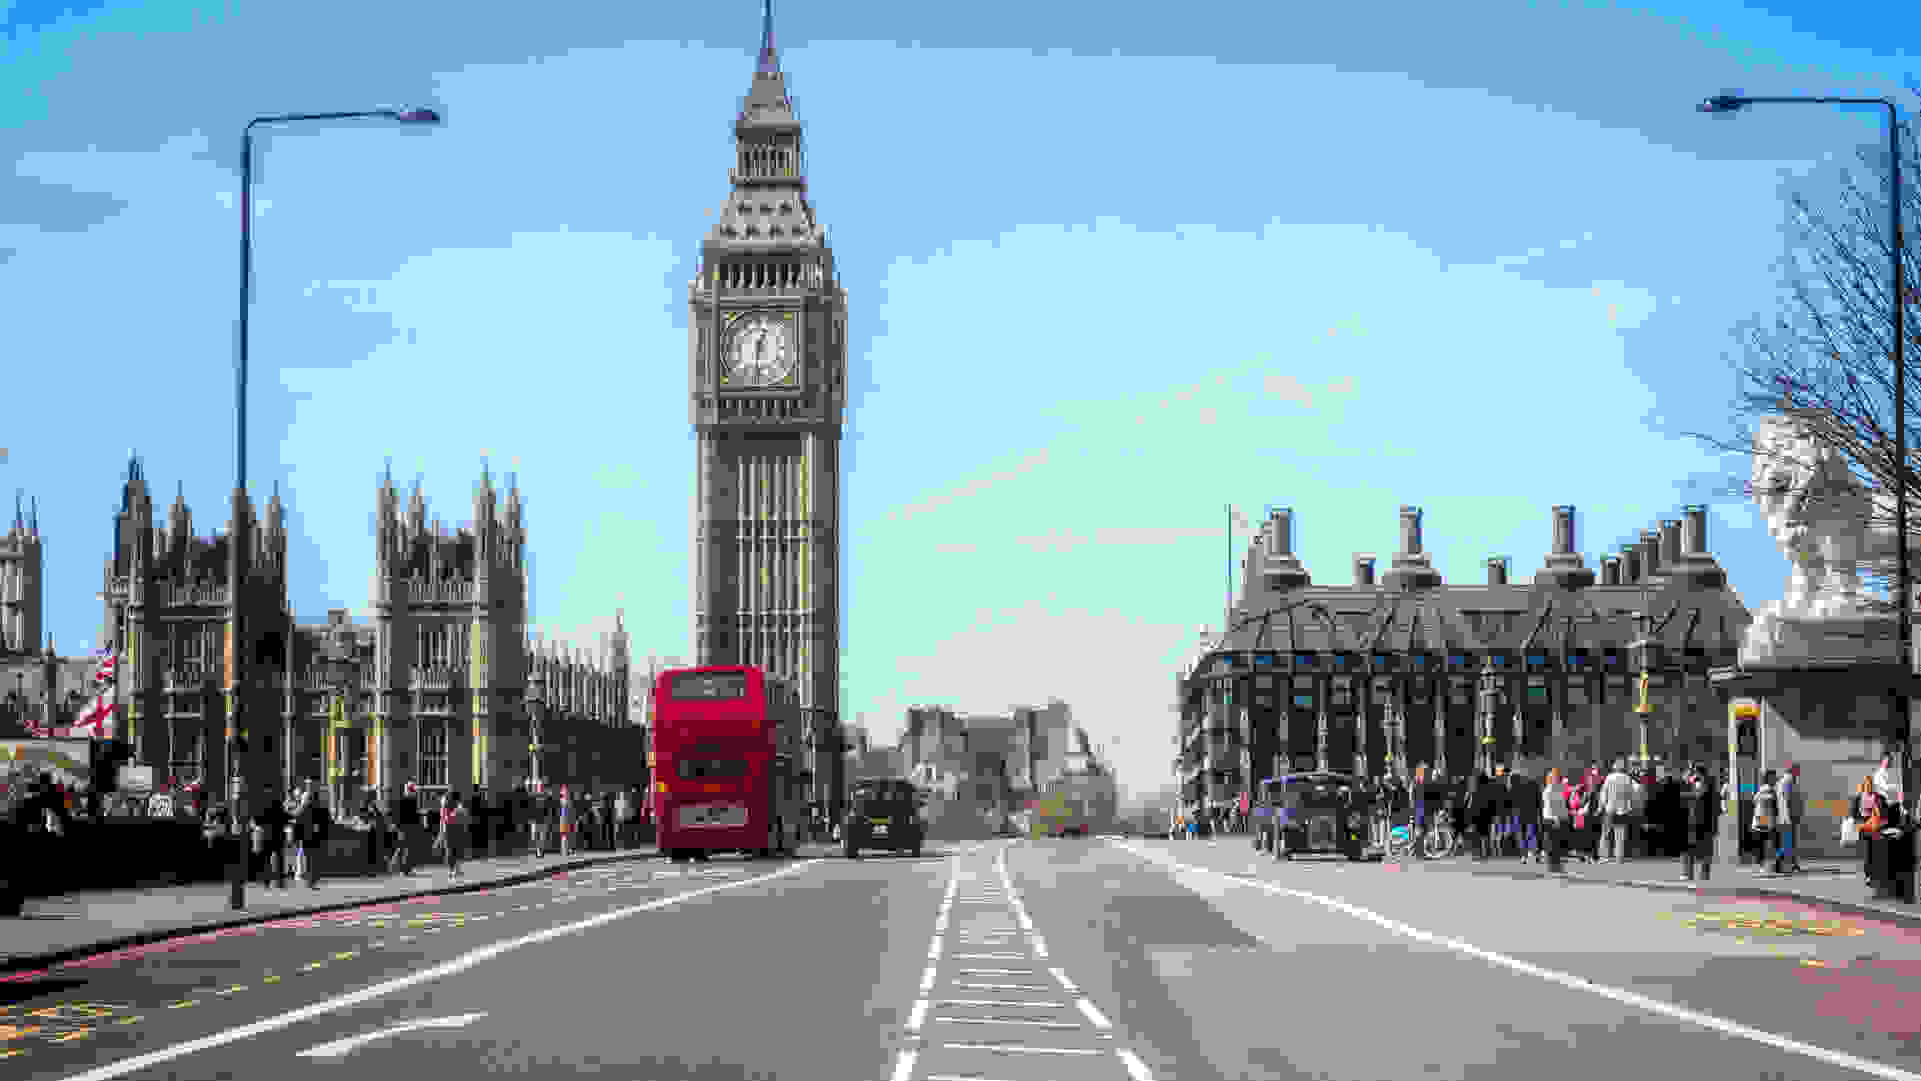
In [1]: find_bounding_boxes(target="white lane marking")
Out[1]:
[294,1012,487,1059]
[1117,1046,1156,1080]
[907,999,930,1033]
[1048,967,1080,994]
[954,981,1052,991]
[920,964,937,992]
[937,999,1065,1008]
[940,1042,1102,1055]
[957,968,1035,975]
[1122,843,1921,1081]
[925,1075,1024,1081]
[933,1016,1082,1029]
[1075,998,1113,1030]
[888,1048,918,1081]
[54,859,822,1081]
[928,939,944,959]
[1028,935,1050,959]
[955,952,1029,960]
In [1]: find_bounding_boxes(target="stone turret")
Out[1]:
[1,488,43,656]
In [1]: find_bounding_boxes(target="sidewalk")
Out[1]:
[1,845,661,979]
[1407,851,1921,925]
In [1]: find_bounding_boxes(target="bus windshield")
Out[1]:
[675,757,750,780]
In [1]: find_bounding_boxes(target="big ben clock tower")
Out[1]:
[690,2,848,813]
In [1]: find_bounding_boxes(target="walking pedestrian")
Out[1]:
[558,785,574,858]
[437,790,466,878]
[1680,762,1719,881]
[1752,769,1779,871]
[388,782,419,874]
[1599,759,1635,863]
[1775,762,1803,874]
[1540,768,1570,873]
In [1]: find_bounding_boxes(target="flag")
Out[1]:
[72,690,114,738]
[1229,506,1253,533]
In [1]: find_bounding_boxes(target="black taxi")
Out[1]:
[1255,771,1376,861]
[844,778,925,858]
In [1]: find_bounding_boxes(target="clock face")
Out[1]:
[725,314,796,386]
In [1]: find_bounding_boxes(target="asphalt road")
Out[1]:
[12,836,1921,1081]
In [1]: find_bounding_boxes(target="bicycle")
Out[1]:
[1422,808,1457,860]
[1383,814,1417,861]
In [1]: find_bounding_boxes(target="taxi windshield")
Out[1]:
[852,780,916,807]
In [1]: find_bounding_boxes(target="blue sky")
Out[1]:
[2,0,1915,798]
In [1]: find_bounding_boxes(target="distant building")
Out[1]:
[1175,504,1749,815]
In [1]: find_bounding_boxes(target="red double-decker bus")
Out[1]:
[651,665,807,862]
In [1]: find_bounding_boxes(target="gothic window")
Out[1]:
[418,720,449,788]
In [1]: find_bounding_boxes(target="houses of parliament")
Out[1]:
[1,458,639,808]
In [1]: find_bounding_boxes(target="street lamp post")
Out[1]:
[527,670,546,793]
[228,105,441,911]
[1477,659,1500,776]
[1699,92,1908,784]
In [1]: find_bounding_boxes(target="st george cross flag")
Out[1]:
[72,646,118,739]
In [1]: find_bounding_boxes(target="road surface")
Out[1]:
[9,837,1921,1080]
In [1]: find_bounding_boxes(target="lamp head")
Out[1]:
[1698,95,1748,114]
[395,107,443,125]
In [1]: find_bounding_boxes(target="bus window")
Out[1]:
[675,758,750,780]
[669,671,748,699]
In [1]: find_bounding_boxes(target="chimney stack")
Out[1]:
[1354,555,1376,587]
[1258,507,1311,589]
[1269,507,1295,555]
[1399,506,1423,556]
[1667,504,1728,588]
[1639,529,1662,579]
[1536,503,1596,589]
[1384,506,1441,591]
[1552,505,1575,555]
[1659,519,1682,568]
[1684,506,1709,555]
[1622,546,1642,584]
[1486,557,1509,586]
[1603,556,1622,585]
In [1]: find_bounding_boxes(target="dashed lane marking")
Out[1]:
[1075,998,1113,1030]
[930,1016,1082,1029]
[1048,967,1080,994]
[906,1000,930,1033]
[938,1042,1103,1056]
[1117,1046,1156,1079]
[888,1048,918,1081]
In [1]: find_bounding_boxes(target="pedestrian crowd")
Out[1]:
[207,778,650,890]
[1174,753,1921,904]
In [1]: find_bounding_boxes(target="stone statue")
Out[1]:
[1742,413,1897,664]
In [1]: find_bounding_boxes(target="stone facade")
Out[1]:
[689,20,849,819]
[91,455,637,808]
[1175,503,1752,814]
